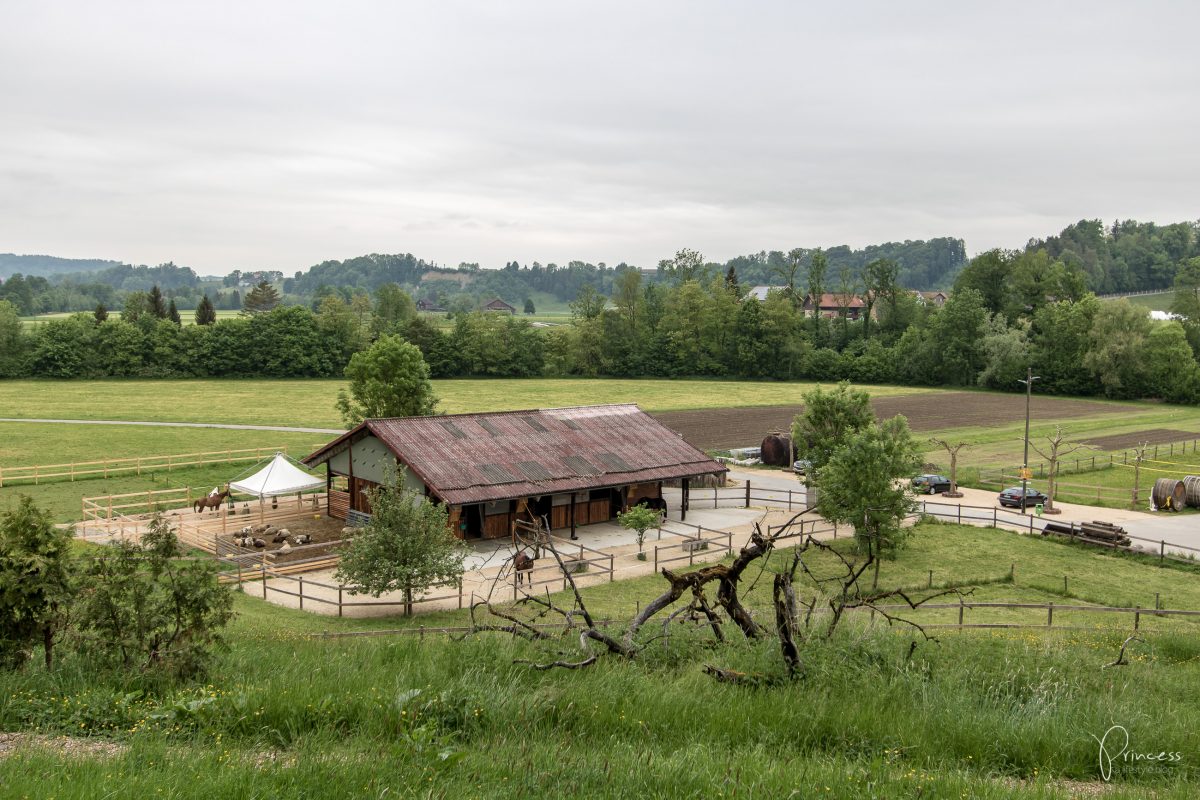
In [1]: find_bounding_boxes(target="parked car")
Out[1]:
[998,486,1049,508]
[911,474,952,494]
[792,459,813,475]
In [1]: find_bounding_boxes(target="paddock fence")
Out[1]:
[970,436,1200,486]
[303,600,1200,640]
[0,445,298,488]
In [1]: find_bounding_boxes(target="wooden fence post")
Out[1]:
[745,481,751,508]
[1134,607,1140,630]
[1046,602,1053,628]
[299,576,304,610]
[338,586,343,617]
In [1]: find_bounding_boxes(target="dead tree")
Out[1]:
[1026,425,1093,514]
[468,512,963,678]
[928,438,969,497]
[1129,442,1149,510]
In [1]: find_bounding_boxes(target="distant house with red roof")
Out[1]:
[803,292,867,320]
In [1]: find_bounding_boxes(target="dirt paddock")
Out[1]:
[1078,428,1196,451]
[651,392,1142,451]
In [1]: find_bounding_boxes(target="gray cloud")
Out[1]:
[1,1,1197,274]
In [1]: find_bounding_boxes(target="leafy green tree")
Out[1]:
[791,382,874,479]
[121,291,151,325]
[148,284,168,319]
[861,258,899,339]
[930,288,987,385]
[167,298,181,325]
[953,250,1012,316]
[0,496,76,669]
[724,264,740,297]
[977,314,1031,390]
[524,297,536,314]
[242,280,281,315]
[617,504,661,556]
[336,334,438,425]
[805,250,827,348]
[1172,256,1200,356]
[658,248,707,284]
[335,476,467,615]
[370,283,417,336]
[95,319,146,376]
[732,297,769,378]
[815,415,922,588]
[1144,322,1196,402]
[76,515,233,677]
[0,300,26,377]
[194,294,217,325]
[1029,296,1100,395]
[772,248,805,302]
[93,303,108,323]
[317,295,367,364]
[1083,300,1152,398]
[760,290,808,380]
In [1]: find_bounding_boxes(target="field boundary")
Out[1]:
[0,445,296,487]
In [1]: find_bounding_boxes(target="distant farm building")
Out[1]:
[302,405,726,539]
[416,297,444,312]
[483,298,516,314]
[803,292,867,320]
[914,290,948,307]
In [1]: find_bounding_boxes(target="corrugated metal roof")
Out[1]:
[304,404,726,506]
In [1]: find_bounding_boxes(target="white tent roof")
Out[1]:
[230,453,325,498]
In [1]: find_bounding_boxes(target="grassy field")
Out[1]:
[0,423,326,521]
[1103,291,1175,312]
[932,403,1200,473]
[1,523,1199,797]
[0,378,927,427]
[19,309,243,328]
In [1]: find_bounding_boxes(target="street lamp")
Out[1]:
[1017,367,1041,513]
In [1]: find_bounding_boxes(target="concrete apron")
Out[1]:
[251,504,828,618]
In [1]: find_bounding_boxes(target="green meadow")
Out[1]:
[1,524,1198,798]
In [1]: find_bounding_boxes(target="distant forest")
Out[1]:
[2,219,1198,317]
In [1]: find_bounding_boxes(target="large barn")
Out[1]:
[303,404,726,539]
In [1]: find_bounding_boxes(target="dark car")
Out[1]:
[911,474,952,494]
[998,487,1049,508]
[792,459,813,475]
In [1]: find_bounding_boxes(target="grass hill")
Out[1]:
[1,523,1198,797]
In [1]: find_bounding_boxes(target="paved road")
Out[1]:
[0,417,344,434]
[725,468,1200,559]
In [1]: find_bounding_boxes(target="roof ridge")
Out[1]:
[367,403,641,421]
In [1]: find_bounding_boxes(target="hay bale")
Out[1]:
[760,433,793,467]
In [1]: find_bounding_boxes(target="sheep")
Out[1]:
[278,541,292,554]
[253,538,266,549]
[271,529,289,544]
[234,535,254,548]
[293,533,312,545]
[241,504,250,515]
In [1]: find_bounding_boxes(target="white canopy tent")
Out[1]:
[230,453,325,498]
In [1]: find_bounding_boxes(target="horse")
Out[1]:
[514,550,535,586]
[194,486,232,514]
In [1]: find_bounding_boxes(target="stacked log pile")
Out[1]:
[1042,520,1133,550]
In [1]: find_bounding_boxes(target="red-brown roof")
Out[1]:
[303,404,726,506]
[806,292,865,309]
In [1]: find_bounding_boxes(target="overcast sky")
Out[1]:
[2,2,1197,274]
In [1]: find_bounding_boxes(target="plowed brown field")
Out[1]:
[649,392,1141,451]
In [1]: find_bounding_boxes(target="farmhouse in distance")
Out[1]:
[303,404,727,540]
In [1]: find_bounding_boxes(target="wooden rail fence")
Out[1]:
[1,445,293,487]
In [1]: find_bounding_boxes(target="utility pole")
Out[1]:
[1018,367,1041,513]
